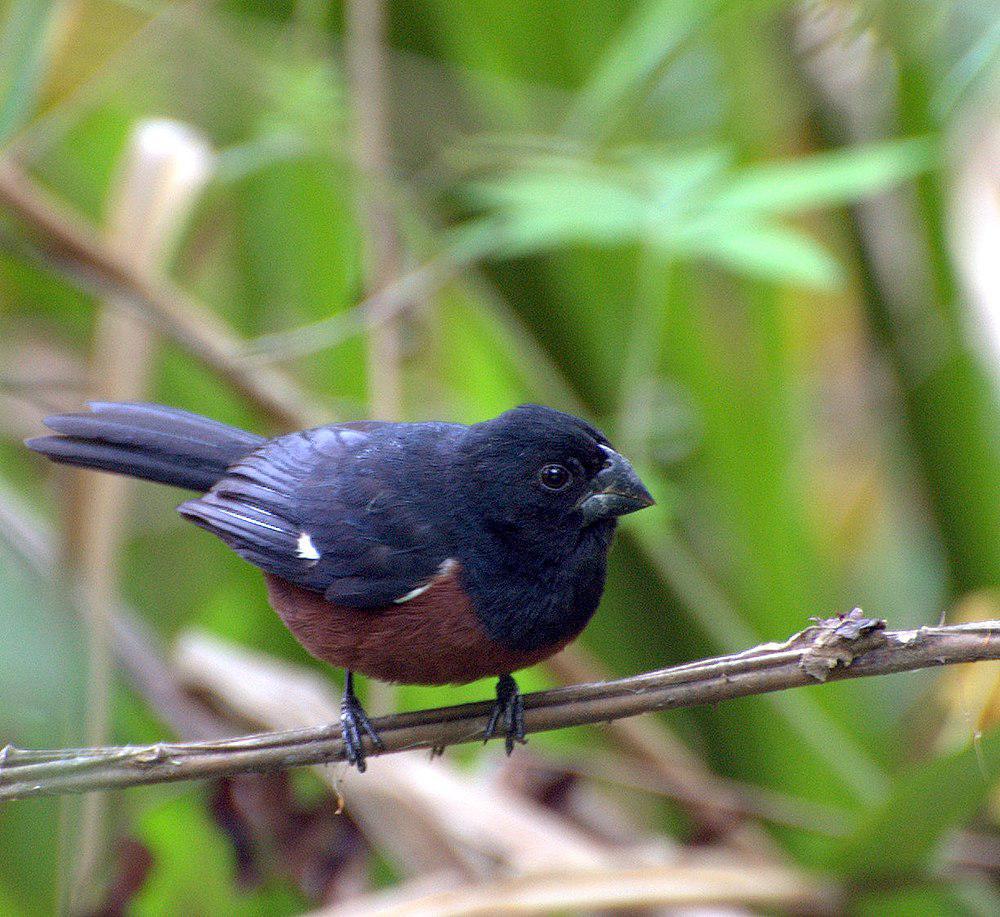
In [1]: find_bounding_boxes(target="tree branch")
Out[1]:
[2,611,998,802]
[0,158,327,429]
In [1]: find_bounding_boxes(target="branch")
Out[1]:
[0,159,326,429]
[2,612,998,802]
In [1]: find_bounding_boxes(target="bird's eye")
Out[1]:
[538,463,572,491]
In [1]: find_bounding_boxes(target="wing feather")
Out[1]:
[177,422,453,609]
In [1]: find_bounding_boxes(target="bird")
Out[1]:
[26,401,654,770]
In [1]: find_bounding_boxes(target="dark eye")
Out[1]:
[538,463,572,491]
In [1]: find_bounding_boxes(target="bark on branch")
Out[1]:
[1,611,997,802]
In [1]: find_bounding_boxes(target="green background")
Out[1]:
[1,0,999,913]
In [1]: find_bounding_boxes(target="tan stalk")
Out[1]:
[64,120,212,908]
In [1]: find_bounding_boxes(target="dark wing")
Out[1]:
[177,422,450,609]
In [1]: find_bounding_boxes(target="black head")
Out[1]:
[455,404,654,652]
[459,404,654,549]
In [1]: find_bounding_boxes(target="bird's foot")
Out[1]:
[340,672,384,772]
[484,673,526,755]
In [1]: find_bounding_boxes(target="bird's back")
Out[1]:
[179,420,468,606]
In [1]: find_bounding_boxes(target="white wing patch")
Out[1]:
[393,581,433,604]
[393,558,458,604]
[296,532,321,561]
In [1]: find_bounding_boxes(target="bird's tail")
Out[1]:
[25,402,266,493]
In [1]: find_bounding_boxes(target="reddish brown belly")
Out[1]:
[263,572,574,685]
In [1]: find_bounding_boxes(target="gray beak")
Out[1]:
[578,446,655,525]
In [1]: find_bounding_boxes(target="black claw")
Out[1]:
[483,673,527,755]
[340,671,384,772]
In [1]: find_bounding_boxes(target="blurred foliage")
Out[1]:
[0,0,999,913]
[0,538,86,915]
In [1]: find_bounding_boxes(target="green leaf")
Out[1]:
[463,139,934,288]
[132,793,306,916]
[567,0,723,134]
[854,882,1000,917]
[0,537,86,915]
[713,137,937,214]
[684,224,844,289]
[834,724,1000,879]
[0,0,63,144]
[466,169,652,255]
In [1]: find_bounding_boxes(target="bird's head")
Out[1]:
[459,404,654,550]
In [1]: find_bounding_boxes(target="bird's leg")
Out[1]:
[483,672,527,754]
[340,671,384,772]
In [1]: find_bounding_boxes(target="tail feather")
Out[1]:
[26,402,266,492]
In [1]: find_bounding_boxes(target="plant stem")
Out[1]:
[2,613,997,802]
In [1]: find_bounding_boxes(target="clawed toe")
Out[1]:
[484,673,527,755]
[340,672,384,772]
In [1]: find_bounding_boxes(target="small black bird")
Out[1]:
[27,402,654,769]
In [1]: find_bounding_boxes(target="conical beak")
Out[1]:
[578,446,655,525]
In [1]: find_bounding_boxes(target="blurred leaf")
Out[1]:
[934,13,1000,114]
[0,0,62,144]
[865,0,1000,116]
[855,882,1000,916]
[834,724,1000,879]
[566,0,723,134]
[0,535,86,915]
[416,0,627,120]
[689,224,843,288]
[132,792,306,916]
[713,137,937,213]
[463,139,934,289]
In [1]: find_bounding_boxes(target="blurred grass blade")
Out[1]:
[566,0,721,135]
[688,224,844,289]
[334,860,833,913]
[0,0,63,144]
[0,521,86,915]
[465,139,934,288]
[624,502,889,803]
[834,724,1000,879]
[714,137,937,214]
[934,12,1000,115]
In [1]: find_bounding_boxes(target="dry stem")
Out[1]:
[2,612,997,802]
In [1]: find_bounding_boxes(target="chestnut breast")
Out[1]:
[263,564,578,685]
